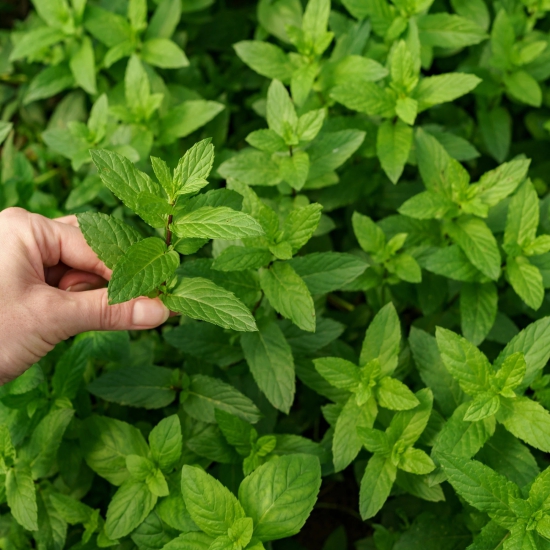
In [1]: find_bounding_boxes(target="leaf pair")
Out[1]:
[180,454,321,548]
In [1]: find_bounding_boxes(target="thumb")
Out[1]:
[59,287,171,334]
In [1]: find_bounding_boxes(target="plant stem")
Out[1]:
[165,213,173,247]
[289,145,293,157]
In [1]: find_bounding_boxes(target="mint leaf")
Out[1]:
[87,365,176,409]
[260,262,316,332]
[90,149,162,212]
[108,237,179,304]
[77,213,142,270]
[161,277,257,332]
[241,319,295,413]
[105,479,157,539]
[181,465,245,536]
[359,455,397,520]
[238,454,321,541]
[173,207,264,239]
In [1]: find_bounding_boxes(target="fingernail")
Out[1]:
[132,299,170,327]
[66,283,93,292]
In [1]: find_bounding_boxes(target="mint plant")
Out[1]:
[78,139,261,332]
[6,0,550,547]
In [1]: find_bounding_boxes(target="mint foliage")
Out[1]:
[6,0,550,547]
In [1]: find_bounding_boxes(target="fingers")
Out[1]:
[54,215,79,227]
[58,270,107,292]
[56,287,170,334]
[30,211,112,280]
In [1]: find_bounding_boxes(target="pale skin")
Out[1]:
[0,207,171,385]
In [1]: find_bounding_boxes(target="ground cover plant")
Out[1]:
[7,0,550,548]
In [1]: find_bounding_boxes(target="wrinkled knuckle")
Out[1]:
[99,296,131,330]
[0,207,27,223]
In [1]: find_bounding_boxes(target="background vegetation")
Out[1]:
[4,0,550,547]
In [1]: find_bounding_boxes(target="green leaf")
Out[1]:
[260,262,316,332]
[266,80,297,141]
[359,455,397,520]
[159,100,225,144]
[183,374,261,424]
[20,408,74,479]
[417,14,487,48]
[10,27,66,61]
[376,377,420,410]
[146,0,182,39]
[282,203,323,253]
[87,365,176,409]
[503,71,542,107]
[507,257,544,310]
[446,217,501,280]
[409,327,465,416]
[90,149,161,212]
[333,396,377,471]
[108,237,179,304]
[173,207,264,240]
[105,479,157,539]
[398,447,435,475]
[218,150,282,187]
[173,138,215,197]
[493,317,550,388]
[241,319,295,414]
[51,338,93,400]
[352,212,386,254]
[141,38,189,68]
[307,130,365,180]
[314,357,361,390]
[414,73,481,111]
[331,82,395,117]
[387,388,433,448]
[460,282,498,346]
[436,326,491,395]
[376,119,413,184]
[438,453,519,526]
[69,36,97,94]
[149,415,182,472]
[234,41,294,81]
[504,180,539,249]
[181,465,245,537]
[238,454,321,541]
[289,252,367,294]
[432,402,496,459]
[80,416,149,486]
[360,303,401,376]
[279,151,310,190]
[478,107,511,163]
[161,277,257,332]
[497,397,550,452]
[24,64,75,105]
[475,159,530,207]
[212,247,272,272]
[463,392,501,421]
[163,533,214,550]
[6,467,38,531]
[31,0,71,29]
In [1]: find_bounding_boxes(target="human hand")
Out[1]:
[0,207,171,384]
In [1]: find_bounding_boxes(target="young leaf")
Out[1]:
[360,303,401,375]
